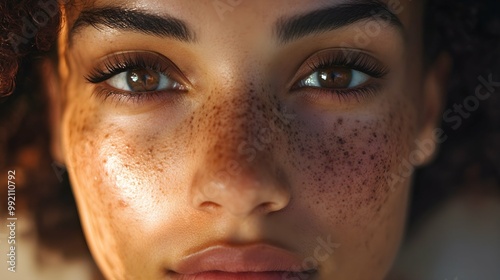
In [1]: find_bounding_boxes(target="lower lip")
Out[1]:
[174,271,314,280]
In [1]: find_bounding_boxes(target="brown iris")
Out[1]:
[126,68,160,91]
[317,67,353,88]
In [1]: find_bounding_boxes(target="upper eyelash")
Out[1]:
[306,51,389,79]
[86,50,386,106]
[85,53,173,84]
[291,51,388,103]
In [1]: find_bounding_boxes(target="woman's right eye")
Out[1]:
[86,52,191,103]
[106,67,184,93]
[297,67,371,89]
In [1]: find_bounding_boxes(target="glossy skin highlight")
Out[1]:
[51,0,442,279]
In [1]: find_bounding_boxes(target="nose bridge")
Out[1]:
[189,82,290,216]
[203,80,275,168]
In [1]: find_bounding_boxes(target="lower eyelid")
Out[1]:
[292,81,383,106]
[291,49,389,90]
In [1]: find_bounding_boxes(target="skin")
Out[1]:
[48,0,448,279]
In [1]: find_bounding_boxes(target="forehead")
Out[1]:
[68,0,422,33]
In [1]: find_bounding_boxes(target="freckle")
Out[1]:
[118,200,128,208]
[337,118,343,125]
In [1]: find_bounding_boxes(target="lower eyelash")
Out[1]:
[291,50,388,103]
[91,85,164,104]
[304,83,381,103]
[86,52,188,105]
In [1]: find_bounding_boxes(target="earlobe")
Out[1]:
[416,53,452,166]
[41,58,65,165]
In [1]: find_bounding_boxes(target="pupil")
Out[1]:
[126,68,160,91]
[319,67,352,88]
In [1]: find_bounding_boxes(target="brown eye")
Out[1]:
[298,67,370,89]
[106,67,183,93]
[127,68,160,91]
[317,67,352,88]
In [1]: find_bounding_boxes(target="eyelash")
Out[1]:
[86,52,184,103]
[86,51,388,105]
[294,51,389,102]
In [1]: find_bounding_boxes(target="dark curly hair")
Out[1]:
[0,0,61,96]
[0,0,96,273]
[0,0,499,276]
[412,0,500,227]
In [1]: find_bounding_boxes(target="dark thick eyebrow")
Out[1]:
[275,1,404,44]
[70,7,195,42]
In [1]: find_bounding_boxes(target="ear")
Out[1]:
[415,53,452,166]
[41,58,65,165]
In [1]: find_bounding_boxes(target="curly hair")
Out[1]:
[412,0,500,228]
[0,0,61,97]
[0,0,499,269]
[0,0,92,265]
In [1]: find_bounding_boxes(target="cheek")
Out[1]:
[62,102,193,278]
[286,116,406,219]
[62,103,126,278]
[279,103,416,276]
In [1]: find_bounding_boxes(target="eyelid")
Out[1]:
[86,51,191,88]
[289,48,389,90]
[85,51,191,107]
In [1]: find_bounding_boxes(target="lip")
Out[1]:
[171,244,316,279]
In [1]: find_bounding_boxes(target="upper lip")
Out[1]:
[173,243,314,274]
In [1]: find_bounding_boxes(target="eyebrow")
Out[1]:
[275,0,404,44]
[70,7,196,43]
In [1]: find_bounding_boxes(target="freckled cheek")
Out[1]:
[65,114,195,268]
[285,118,408,220]
[66,107,195,225]
[72,134,182,215]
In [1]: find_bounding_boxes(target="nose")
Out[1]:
[191,161,291,217]
[188,88,291,218]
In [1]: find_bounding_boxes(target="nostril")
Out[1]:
[257,202,277,215]
[190,163,292,217]
[259,201,288,214]
[199,201,221,211]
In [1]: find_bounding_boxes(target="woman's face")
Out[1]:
[54,0,439,279]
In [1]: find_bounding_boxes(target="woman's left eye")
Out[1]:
[106,67,183,92]
[297,67,370,89]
